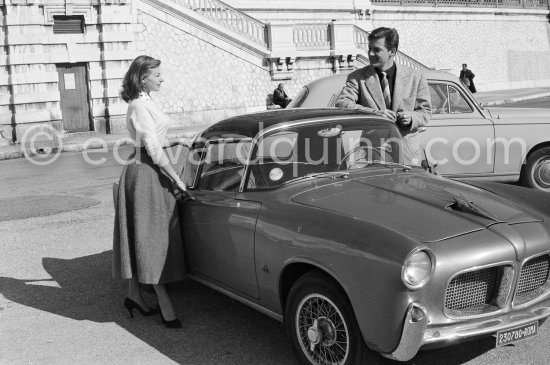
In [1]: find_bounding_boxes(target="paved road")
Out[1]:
[1,146,549,364]
[494,96,550,109]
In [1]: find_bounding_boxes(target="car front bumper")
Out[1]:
[381,298,550,362]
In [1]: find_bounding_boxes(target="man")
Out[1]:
[459,63,476,93]
[273,83,292,108]
[335,27,431,164]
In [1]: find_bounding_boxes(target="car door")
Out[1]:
[181,140,261,299]
[420,81,495,177]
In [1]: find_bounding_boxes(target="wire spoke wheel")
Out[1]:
[296,294,350,365]
[286,271,378,365]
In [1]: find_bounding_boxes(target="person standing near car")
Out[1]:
[113,55,187,328]
[273,83,292,108]
[459,63,477,93]
[335,27,431,164]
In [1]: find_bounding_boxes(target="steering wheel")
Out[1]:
[337,146,382,171]
[212,168,244,191]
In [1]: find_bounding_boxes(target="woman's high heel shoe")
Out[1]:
[124,297,158,318]
[159,309,182,328]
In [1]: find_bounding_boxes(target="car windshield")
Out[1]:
[286,87,308,108]
[246,118,407,190]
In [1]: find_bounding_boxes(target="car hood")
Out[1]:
[291,173,542,243]
[488,107,550,120]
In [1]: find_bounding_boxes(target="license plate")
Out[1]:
[496,321,538,347]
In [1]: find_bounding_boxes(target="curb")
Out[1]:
[0,150,24,160]
[482,92,550,107]
[0,131,199,161]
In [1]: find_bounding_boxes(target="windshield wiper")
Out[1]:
[284,171,350,185]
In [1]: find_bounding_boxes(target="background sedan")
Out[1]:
[287,71,550,191]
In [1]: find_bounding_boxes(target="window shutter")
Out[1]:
[53,16,85,34]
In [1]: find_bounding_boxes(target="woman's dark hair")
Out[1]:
[120,55,161,103]
[368,27,399,51]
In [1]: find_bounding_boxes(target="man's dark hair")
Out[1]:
[462,63,468,67]
[368,27,399,51]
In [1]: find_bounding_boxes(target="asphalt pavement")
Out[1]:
[0,86,549,162]
[2,145,550,365]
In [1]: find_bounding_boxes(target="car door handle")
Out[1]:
[418,127,426,133]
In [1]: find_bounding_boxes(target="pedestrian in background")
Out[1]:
[460,63,477,93]
[273,83,292,108]
[113,55,187,328]
[335,27,431,164]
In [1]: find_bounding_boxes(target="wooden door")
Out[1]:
[56,63,91,132]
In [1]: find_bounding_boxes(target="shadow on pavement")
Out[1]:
[0,250,496,365]
[0,250,297,364]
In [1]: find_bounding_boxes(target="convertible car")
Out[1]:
[287,71,550,192]
[175,108,550,364]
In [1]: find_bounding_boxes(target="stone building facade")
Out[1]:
[368,6,550,91]
[0,0,136,142]
[133,1,340,129]
[226,0,550,91]
[1,0,548,142]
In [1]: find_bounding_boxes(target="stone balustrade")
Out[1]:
[293,25,331,49]
[371,0,549,8]
[267,21,430,80]
[171,0,267,46]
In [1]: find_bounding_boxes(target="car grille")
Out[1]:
[514,255,550,306]
[444,267,499,316]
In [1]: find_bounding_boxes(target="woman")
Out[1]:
[113,55,186,328]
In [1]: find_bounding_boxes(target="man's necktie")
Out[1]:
[380,72,392,109]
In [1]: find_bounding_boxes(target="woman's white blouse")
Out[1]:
[126,92,170,165]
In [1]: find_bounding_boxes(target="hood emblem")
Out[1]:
[317,126,342,138]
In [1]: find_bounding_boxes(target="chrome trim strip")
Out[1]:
[423,297,550,347]
[443,173,520,182]
[381,302,427,362]
[188,275,283,322]
[443,260,516,320]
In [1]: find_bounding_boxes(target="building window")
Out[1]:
[53,15,85,34]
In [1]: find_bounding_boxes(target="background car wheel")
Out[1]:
[285,271,379,365]
[521,147,550,191]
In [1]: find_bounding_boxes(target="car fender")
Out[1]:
[460,181,550,219]
[493,121,550,172]
[254,201,420,353]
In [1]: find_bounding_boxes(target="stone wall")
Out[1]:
[2,0,547,139]
[366,7,550,91]
[225,1,550,92]
[224,0,366,22]
[135,9,271,127]
[133,2,345,128]
[0,1,136,142]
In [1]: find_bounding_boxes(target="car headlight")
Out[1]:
[402,248,434,290]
